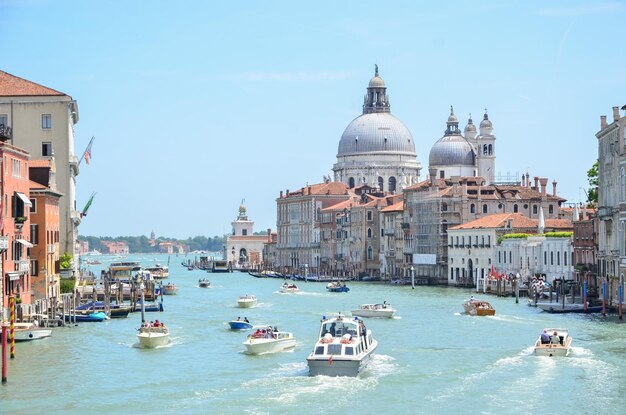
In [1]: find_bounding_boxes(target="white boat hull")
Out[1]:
[237,299,257,308]
[244,336,296,355]
[307,339,378,377]
[351,309,395,318]
[137,329,170,348]
[13,324,52,342]
[534,343,570,357]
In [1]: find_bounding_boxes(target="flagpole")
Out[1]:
[78,136,94,166]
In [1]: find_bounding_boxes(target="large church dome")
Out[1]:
[337,112,415,156]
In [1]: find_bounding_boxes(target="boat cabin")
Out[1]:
[314,316,370,358]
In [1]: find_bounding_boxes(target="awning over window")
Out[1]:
[7,272,19,281]
[16,239,33,248]
[15,192,32,207]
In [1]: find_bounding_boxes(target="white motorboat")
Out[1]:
[243,325,296,355]
[13,322,52,342]
[534,328,572,357]
[351,302,395,318]
[136,324,170,348]
[307,313,377,377]
[161,282,179,295]
[462,298,496,316]
[237,295,257,308]
[280,282,300,293]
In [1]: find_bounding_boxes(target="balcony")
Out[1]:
[385,250,396,258]
[14,260,30,273]
[384,228,395,236]
[401,222,410,229]
[69,154,80,176]
[47,244,56,254]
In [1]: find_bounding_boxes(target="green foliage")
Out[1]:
[586,160,598,205]
[60,278,76,294]
[59,252,72,269]
[497,233,530,244]
[78,234,227,253]
[544,231,573,238]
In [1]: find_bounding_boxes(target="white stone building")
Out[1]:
[225,203,269,270]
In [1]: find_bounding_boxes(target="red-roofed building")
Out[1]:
[0,70,82,273]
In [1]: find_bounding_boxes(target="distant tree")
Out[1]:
[586,160,598,206]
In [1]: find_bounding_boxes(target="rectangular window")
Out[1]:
[0,114,7,127]
[31,224,39,245]
[315,346,325,355]
[42,142,52,156]
[31,259,39,277]
[30,198,37,213]
[345,347,354,356]
[11,158,21,178]
[327,344,342,355]
[41,114,52,129]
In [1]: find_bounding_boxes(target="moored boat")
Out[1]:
[462,297,495,316]
[326,281,350,293]
[64,311,108,322]
[534,328,572,357]
[198,278,211,288]
[237,294,257,308]
[307,313,377,377]
[13,322,52,342]
[145,264,169,280]
[244,325,296,355]
[280,282,299,293]
[351,302,395,318]
[75,301,131,318]
[136,323,170,348]
[161,282,179,295]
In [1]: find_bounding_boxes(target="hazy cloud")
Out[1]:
[222,71,352,82]
[537,2,626,16]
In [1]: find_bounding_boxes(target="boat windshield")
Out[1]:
[320,320,358,338]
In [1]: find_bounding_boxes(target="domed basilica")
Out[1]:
[333,66,421,192]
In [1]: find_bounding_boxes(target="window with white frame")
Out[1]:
[42,142,52,157]
[30,198,37,213]
[11,158,21,178]
[41,114,52,129]
[0,114,7,127]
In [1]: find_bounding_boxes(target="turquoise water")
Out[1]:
[2,254,626,414]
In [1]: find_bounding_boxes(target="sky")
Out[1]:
[1,0,625,239]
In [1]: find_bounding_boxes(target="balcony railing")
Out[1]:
[0,123,12,140]
[14,260,30,273]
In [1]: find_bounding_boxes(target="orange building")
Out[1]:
[1,129,33,308]
[29,159,62,302]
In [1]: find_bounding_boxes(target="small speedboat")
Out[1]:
[161,283,179,295]
[534,328,572,357]
[136,324,170,348]
[228,319,253,330]
[64,311,108,322]
[244,325,296,355]
[307,313,377,377]
[13,322,52,342]
[237,295,257,308]
[198,278,211,288]
[351,302,395,318]
[462,298,495,316]
[280,282,299,293]
[326,282,350,293]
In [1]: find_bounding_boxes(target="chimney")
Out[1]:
[280,191,283,198]
[267,228,272,243]
[534,176,539,190]
[552,180,557,197]
[601,115,607,129]
[429,168,437,187]
[521,174,526,187]
[539,178,548,197]
[526,172,530,188]
[613,106,620,122]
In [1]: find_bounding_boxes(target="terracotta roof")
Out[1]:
[381,201,403,212]
[450,213,573,231]
[29,159,51,168]
[0,70,66,96]
[29,180,47,190]
[322,199,355,212]
[286,181,349,198]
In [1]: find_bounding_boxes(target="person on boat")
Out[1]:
[154,320,160,327]
[550,331,561,345]
[244,317,249,323]
[383,301,388,309]
[329,322,336,337]
[540,330,550,344]
[237,317,241,321]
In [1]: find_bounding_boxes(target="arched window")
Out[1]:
[513,204,518,213]
[557,251,560,266]
[348,177,355,188]
[488,144,493,155]
[544,252,547,265]
[551,252,554,265]
[483,144,488,155]
[388,176,397,193]
[367,228,372,238]
[367,246,373,260]
[378,176,384,191]
[470,204,475,213]
[442,202,448,212]
[482,204,488,214]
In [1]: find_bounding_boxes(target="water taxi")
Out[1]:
[307,313,377,377]
[161,282,179,295]
[534,328,572,357]
[243,325,296,355]
[462,297,495,316]
[198,278,211,288]
[280,282,299,293]
[351,302,395,318]
[237,294,257,308]
[136,323,170,348]
[210,260,230,273]
[145,264,169,280]
[326,281,350,293]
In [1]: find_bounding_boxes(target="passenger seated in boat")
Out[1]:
[244,317,249,323]
[154,320,160,327]
[550,331,561,345]
[540,330,550,344]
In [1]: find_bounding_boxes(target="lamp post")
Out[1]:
[410,265,415,290]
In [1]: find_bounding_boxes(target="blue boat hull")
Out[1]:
[327,287,350,293]
[228,321,253,330]
[65,311,107,322]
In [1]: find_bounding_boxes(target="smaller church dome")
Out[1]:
[480,112,492,129]
[447,111,458,124]
[368,75,385,88]
[464,115,476,133]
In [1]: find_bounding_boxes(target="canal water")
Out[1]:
[2,254,626,414]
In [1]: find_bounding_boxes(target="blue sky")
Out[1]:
[1,1,625,239]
